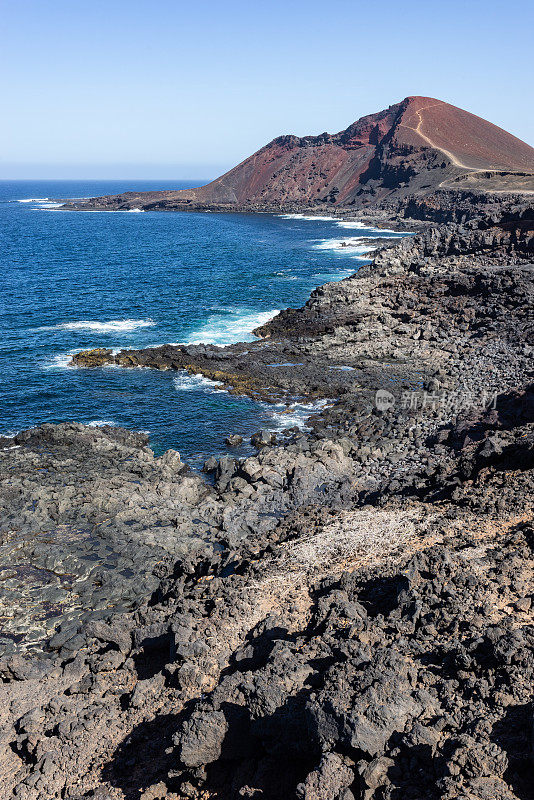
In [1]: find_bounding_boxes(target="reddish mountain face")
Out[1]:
[74,97,534,210]
[178,102,406,206]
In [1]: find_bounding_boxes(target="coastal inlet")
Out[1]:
[0,181,412,467]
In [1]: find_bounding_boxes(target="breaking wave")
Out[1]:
[185,308,279,345]
[173,373,225,392]
[335,220,411,234]
[36,318,156,334]
[64,208,145,213]
[312,236,376,254]
[41,352,78,370]
[264,398,334,430]
[278,213,341,221]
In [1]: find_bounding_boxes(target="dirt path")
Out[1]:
[400,102,482,170]
[398,102,534,194]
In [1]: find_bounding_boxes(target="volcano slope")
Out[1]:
[63,96,534,214]
[1,199,534,799]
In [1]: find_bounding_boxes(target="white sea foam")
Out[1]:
[265,398,333,430]
[86,419,116,427]
[42,352,78,370]
[36,318,156,334]
[185,308,280,346]
[64,209,146,214]
[17,197,64,209]
[279,214,340,221]
[0,427,22,448]
[277,211,411,236]
[18,197,144,213]
[335,220,411,234]
[42,350,123,370]
[312,236,376,254]
[173,373,225,392]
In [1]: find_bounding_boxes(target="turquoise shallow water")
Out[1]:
[0,180,408,466]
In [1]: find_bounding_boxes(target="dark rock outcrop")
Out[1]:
[2,199,534,799]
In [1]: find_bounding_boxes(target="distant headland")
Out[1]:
[62,95,534,214]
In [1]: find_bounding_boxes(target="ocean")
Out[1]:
[0,180,408,467]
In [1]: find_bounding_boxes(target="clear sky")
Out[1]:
[2,0,533,180]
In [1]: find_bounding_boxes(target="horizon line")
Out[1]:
[0,177,214,182]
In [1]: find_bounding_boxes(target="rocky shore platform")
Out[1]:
[1,200,533,800]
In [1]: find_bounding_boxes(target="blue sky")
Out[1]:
[1,0,533,179]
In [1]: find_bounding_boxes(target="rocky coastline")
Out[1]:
[1,197,534,800]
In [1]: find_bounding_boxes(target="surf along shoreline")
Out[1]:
[1,196,534,799]
[0,207,419,656]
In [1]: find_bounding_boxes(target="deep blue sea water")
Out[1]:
[0,180,408,466]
